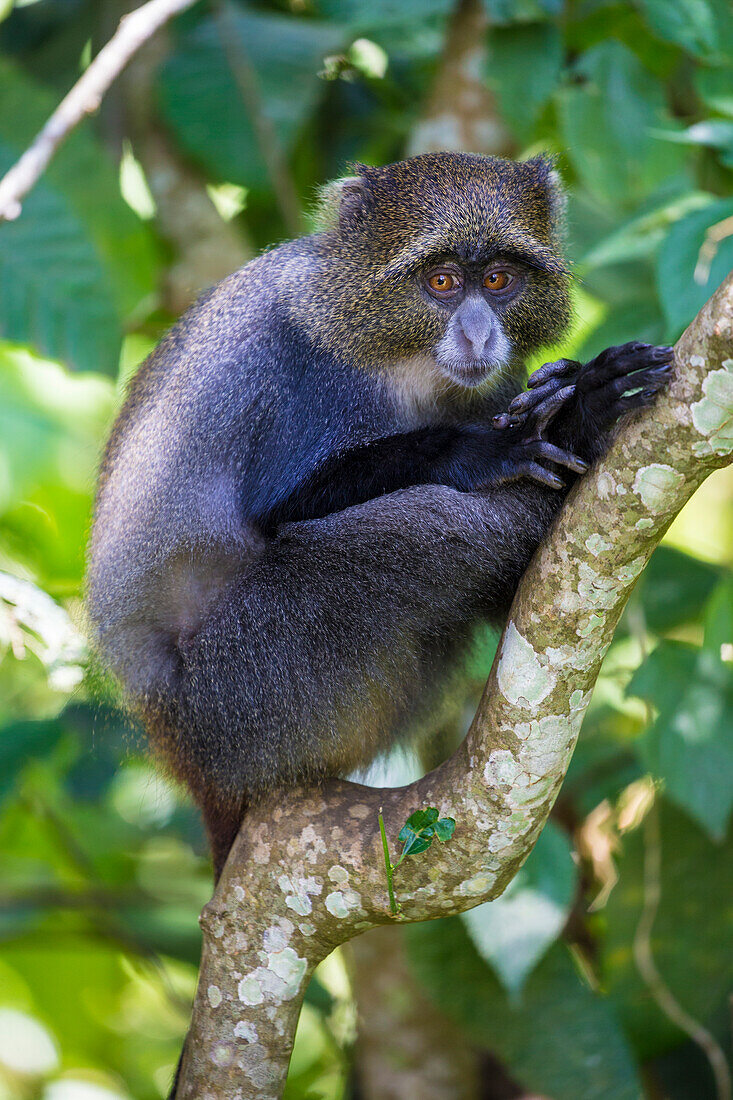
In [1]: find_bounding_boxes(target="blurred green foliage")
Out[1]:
[0,0,731,1097]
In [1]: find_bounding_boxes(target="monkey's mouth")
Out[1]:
[437,357,504,388]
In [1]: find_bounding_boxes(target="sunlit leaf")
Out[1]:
[628,598,733,840]
[656,198,733,339]
[559,42,689,211]
[637,0,718,58]
[406,923,642,1098]
[461,821,576,994]
[0,59,156,352]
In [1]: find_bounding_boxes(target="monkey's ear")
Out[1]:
[525,154,567,239]
[313,174,367,233]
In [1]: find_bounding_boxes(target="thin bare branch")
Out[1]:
[0,0,200,223]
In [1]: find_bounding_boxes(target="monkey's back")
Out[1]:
[87,240,396,700]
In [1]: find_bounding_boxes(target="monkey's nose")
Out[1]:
[456,299,493,359]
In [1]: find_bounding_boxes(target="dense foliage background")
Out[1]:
[0,0,732,1097]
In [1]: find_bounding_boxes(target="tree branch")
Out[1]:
[0,0,199,223]
[176,273,733,1098]
[408,0,513,158]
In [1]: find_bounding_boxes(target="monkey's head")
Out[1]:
[303,152,571,390]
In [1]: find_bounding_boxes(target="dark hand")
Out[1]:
[505,342,674,463]
[486,379,588,491]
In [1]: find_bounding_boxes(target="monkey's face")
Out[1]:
[305,152,572,379]
[419,256,531,387]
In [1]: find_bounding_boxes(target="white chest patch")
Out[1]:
[384,352,491,426]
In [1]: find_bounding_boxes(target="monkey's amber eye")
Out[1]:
[427,272,459,293]
[484,270,513,291]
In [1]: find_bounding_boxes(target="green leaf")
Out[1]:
[656,197,733,341]
[695,64,733,117]
[637,0,718,58]
[406,923,642,1099]
[0,343,114,587]
[0,58,156,337]
[432,817,455,842]
[629,545,723,634]
[0,145,122,374]
[581,192,713,269]
[316,0,452,29]
[397,807,454,859]
[652,119,733,166]
[484,0,564,21]
[703,576,733,654]
[159,10,345,193]
[602,799,733,1059]
[399,833,433,856]
[400,808,439,835]
[485,23,563,139]
[628,617,733,840]
[0,718,66,802]
[558,42,689,211]
[461,821,576,994]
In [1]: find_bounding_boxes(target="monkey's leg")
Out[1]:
[201,790,247,881]
[159,481,564,830]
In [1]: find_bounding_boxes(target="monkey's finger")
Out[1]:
[526,384,577,435]
[515,462,565,490]
[527,358,579,389]
[597,364,672,403]
[508,376,570,416]
[579,344,674,389]
[523,440,588,474]
[605,377,671,420]
[619,363,672,391]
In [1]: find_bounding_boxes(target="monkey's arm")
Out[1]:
[257,423,586,531]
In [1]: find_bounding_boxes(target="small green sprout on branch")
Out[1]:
[379,806,456,915]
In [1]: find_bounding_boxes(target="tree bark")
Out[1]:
[408,0,513,158]
[176,272,733,1098]
[346,925,481,1099]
